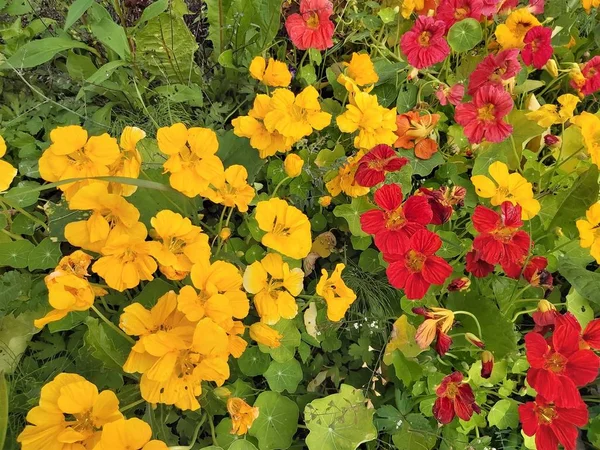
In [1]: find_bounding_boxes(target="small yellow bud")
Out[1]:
[319,196,332,207]
[544,59,558,78]
[219,227,231,240]
[284,154,304,178]
[213,387,232,399]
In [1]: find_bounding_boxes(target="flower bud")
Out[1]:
[249,323,282,348]
[447,277,471,292]
[213,387,232,399]
[319,195,332,207]
[544,134,560,147]
[544,59,558,78]
[219,227,231,241]
[465,332,485,349]
[481,351,494,379]
[284,154,304,178]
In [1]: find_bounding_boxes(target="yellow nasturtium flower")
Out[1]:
[576,202,600,263]
[96,418,168,450]
[157,123,225,198]
[336,91,398,149]
[227,397,260,435]
[108,126,145,197]
[0,136,17,192]
[471,161,541,219]
[582,0,600,13]
[249,322,283,348]
[249,56,292,87]
[495,8,541,49]
[205,165,256,212]
[414,307,455,350]
[17,373,122,450]
[526,94,580,127]
[255,198,312,259]
[325,150,370,198]
[243,253,304,324]
[344,53,379,86]
[284,153,304,178]
[571,112,600,168]
[316,263,357,321]
[401,0,425,18]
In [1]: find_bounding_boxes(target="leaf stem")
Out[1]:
[90,304,135,345]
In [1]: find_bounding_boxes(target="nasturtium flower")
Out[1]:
[400,16,450,70]
[342,53,379,87]
[522,26,553,70]
[93,225,161,291]
[39,125,121,200]
[255,198,312,259]
[283,153,304,178]
[243,253,304,324]
[263,87,332,142]
[413,306,455,356]
[571,112,600,168]
[319,196,332,207]
[532,299,558,333]
[417,185,466,225]
[96,418,168,450]
[468,49,521,95]
[205,165,256,212]
[325,150,371,198]
[354,144,408,187]
[64,183,142,253]
[471,161,540,219]
[504,255,553,289]
[157,123,225,198]
[108,126,145,196]
[249,56,292,87]
[150,210,211,280]
[526,94,580,128]
[435,83,465,106]
[576,201,600,263]
[0,136,17,192]
[558,311,600,351]
[480,351,494,379]
[401,0,425,18]
[465,248,495,278]
[316,263,357,321]
[495,8,541,49]
[394,111,441,160]
[436,0,483,30]
[582,0,600,13]
[569,56,600,96]
[433,372,480,424]
[17,373,122,450]
[232,94,296,158]
[336,91,398,149]
[227,397,260,435]
[249,322,282,348]
[285,0,335,51]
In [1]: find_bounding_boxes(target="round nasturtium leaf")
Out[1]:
[447,18,482,52]
[248,391,299,450]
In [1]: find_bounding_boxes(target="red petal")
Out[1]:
[404,195,433,225]
[354,165,385,187]
[384,156,409,172]
[583,319,600,349]
[535,426,559,450]
[556,403,588,427]
[525,332,549,367]
[553,319,582,358]
[565,350,600,386]
[500,201,524,228]
[404,272,430,300]
[360,210,386,235]
[421,255,452,285]
[410,229,442,255]
[472,205,500,232]
[374,183,403,211]
[549,418,579,450]
[473,234,504,265]
[386,262,409,289]
[435,331,452,356]
[518,402,539,437]
[433,397,455,424]
[375,229,411,255]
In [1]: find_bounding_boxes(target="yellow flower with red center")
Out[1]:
[336,92,398,149]
[107,126,145,196]
[249,56,292,87]
[471,161,540,219]
[64,183,142,253]
[204,165,256,212]
[96,418,168,450]
[571,112,600,168]
[576,202,600,263]
[526,94,580,127]
[495,8,541,49]
[0,136,17,192]
[249,322,283,348]
[157,123,225,198]
[325,150,370,198]
[255,198,312,259]
[150,210,211,280]
[17,373,122,450]
[284,153,304,178]
[316,263,357,321]
[243,253,304,324]
[39,125,121,200]
[227,397,259,435]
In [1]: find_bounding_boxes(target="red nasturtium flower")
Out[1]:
[525,321,600,408]
[433,372,480,424]
[522,26,553,70]
[435,0,483,30]
[285,0,335,51]
[360,183,432,254]
[417,185,466,224]
[571,56,600,96]
[468,49,521,95]
[519,396,588,450]
[480,351,494,379]
[413,306,455,356]
[400,16,450,69]
[455,85,514,144]
[471,202,531,270]
[504,255,553,289]
[447,276,471,291]
[435,83,465,106]
[354,145,408,187]
[394,111,441,159]
[385,229,453,300]
[532,300,559,334]
[465,249,495,278]
[556,312,600,351]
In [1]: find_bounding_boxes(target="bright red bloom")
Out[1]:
[532,300,559,334]
[436,0,482,30]
[556,312,600,351]
[417,185,466,225]
[522,26,553,70]
[528,0,545,14]
[580,56,600,96]
[400,16,450,69]
[480,0,500,15]
[519,396,588,450]
[285,0,335,51]
[471,202,531,268]
[355,145,408,187]
[455,85,513,144]
[433,372,481,424]
[465,249,495,278]
[385,229,452,300]
[435,83,465,106]
[481,351,494,379]
[468,49,520,95]
[360,184,432,254]
[504,255,553,289]
[525,323,600,408]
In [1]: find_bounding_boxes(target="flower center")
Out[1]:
[491,225,516,243]
[445,382,459,399]
[368,158,391,171]
[477,104,496,121]
[455,7,470,19]
[306,12,320,29]
[535,404,557,425]
[418,31,432,47]
[543,352,567,373]
[385,207,407,230]
[515,21,533,38]
[405,249,426,272]
[168,236,186,254]
[272,221,291,236]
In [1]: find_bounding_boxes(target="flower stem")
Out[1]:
[91,304,135,345]
[453,311,483,340]
[0,197,49,231]
[271,176,290,198]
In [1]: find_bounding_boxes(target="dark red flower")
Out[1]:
[433,372,481,424]
[544,134,560,147]
[522,26,553,70]
[504,255,553,289]
[360,184,432,254]
[525,322,599,407]
[556,312,600,351]
[519,396,588,450]
[532,300,559,334]
[355,145,408,187]
[447,276,471,292]
[471,202,531,268]
[400,16,450,69]
[465,249,495,278]
[385,229,453,300]
[468,49,521,95]
[417,185,466,225]
[436,0,483,30]
[480,351,494,379]
[285,0,335,51]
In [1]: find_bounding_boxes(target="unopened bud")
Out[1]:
[219,227,231,240]
[481,351,494,379]
[448,277,471,292]
[544,134,560,147]
[465,332,485,349]
[544,59,558,78]
[213,387,232,399]
[319,196,332,207]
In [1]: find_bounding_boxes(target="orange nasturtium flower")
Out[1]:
[204,165,256,212]
[316,263,357,321]
[394,111,440,160]
[0,136,17,192]
[227,397,260,435]
[95,418,168,450]
[325,150,371,198]
[413,306,455,356]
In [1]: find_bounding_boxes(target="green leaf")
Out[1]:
[304,384,377,450]
[48,311,89,333]
[549,165,599,238]
[373,83,398,107]
[3,37,93,69]
[358,248,383,273]
[404,151,444,177]
[45,200,86,242]
[248,391,299,450]
[217,130,266,183]
[392,413,437,450]
[88,3,130,60]
[396,85,418,113]
[0,240,35,268]
[566,288,594,328]
[264,359,303,393]
[239,346,271,377]
[447,19,482,52]
[0,312,37,373]
[0,373,7,450]
[558,257,600,305]
[333,197,375,237]
[134,278,174,308]
[66,50,97,79]
[436,231,470,259]
[84,317,131,372]
[85,60,129,85]
[137,0,169,25]
[230,441,259,450]
[588,415,600,448]
[4,181,41,207]
[391,350,423,387]
[27,238,62,271]
[64,0,94,30]
[154,83,204,107]
[487,399,519,429]
[258,319,301,363]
